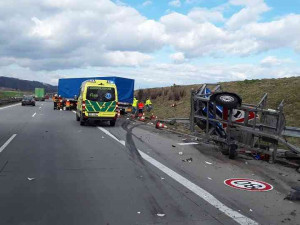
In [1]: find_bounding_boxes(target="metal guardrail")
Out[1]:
[167,118,300,138]
[0,97,22,106]
[283,126,300,138]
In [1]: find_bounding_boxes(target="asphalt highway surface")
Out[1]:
[0,101,299,225]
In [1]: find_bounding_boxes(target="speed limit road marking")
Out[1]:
[224,178,273,192]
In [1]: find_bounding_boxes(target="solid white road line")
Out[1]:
[0,103,20,110]
[32,112,36,117]
[98,127,258,225]
[177,142,199,146]
[0,134,17,153]
[98,127,121,143]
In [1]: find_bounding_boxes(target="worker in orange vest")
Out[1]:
[66,99,71,110]
[138,101,144,115]
[53,94,59,110]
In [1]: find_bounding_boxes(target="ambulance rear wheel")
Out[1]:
[110,120,116,127]
[80,113,86,126]
[76,112,80,121]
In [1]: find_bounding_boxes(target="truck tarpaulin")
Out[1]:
[58,77,134,103]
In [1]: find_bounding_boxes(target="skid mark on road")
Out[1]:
[98,127,258,225]
[0,134,17,153]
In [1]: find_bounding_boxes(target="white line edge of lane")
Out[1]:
[0,103,20,110]
[32,112,36,117]
[97,127,258,225]
[0,134,17,153]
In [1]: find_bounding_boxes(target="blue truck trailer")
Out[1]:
[58,76,134,112]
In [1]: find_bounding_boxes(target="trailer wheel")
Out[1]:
[109,120,116,127]
[211,92,241,109]
[219,144,229,155]
[229,144,238,159]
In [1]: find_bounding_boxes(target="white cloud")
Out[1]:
[170,52,185,63]
[260,56,293,67]
[169,0,181,8]
[188,7,225,23]
[1,0,300,88]
[226,0,270,30]
[0,0,166,71]
[142,1,152,7]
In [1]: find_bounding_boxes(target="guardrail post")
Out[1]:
[190,90,195,133]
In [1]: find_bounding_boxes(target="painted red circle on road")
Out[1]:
[224,178,273,192]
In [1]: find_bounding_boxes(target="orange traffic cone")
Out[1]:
[139,113,145,121]
[150,113,157,120]
[156,121,167,129]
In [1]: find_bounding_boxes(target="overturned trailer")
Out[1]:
[190,84,300,163]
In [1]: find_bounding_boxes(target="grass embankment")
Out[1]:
[0,90,25,99]
[135,77,300,145]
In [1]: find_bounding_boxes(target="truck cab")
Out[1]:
[76,80,118,126]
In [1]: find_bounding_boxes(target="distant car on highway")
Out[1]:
[21,96,35,106]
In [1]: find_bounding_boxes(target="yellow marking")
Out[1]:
[96,102,102,110]
[106,101,114,112]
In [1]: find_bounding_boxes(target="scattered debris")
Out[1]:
[161,177,165,180]
[178,152,183,155]
[207,177,212,180]
[279,173,288,177]
[172,145,176,147]
[285,188,300,201]
[245,162,248,165]
[156,213,165,217]
[126,118,129,120]
[250,209,253,212]
[137,212,141,214]
[205,161,212,165]
[182,157,193,162]
[290,210,296,216]
[169,119,176,125]
[102,136,105,139]
[27,177,35,181]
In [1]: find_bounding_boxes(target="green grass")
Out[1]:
[0,90,30,99]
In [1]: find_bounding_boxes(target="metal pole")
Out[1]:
[190,90,195,132]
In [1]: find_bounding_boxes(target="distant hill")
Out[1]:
[0,76,57,93]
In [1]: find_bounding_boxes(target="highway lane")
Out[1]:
[0,101,298,225]
[0,101,236,225]
[0,102,37,148]
[106,121,300,225]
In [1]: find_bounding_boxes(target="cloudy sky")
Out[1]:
[1,0,300,88]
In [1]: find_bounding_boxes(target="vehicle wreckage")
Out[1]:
[190,84,300,164]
